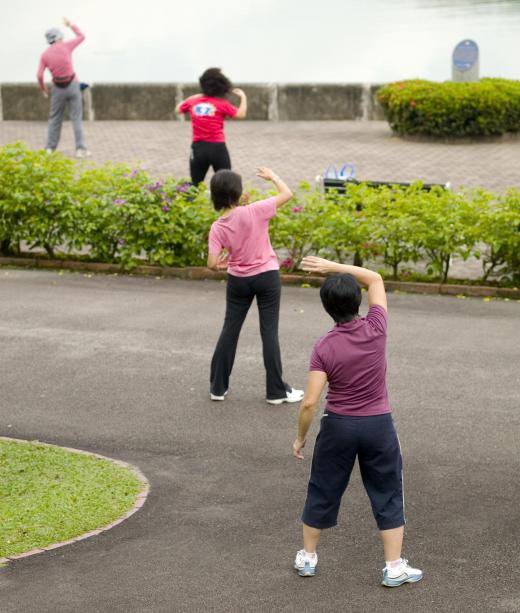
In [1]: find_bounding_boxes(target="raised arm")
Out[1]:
[63,18,85,51]
[232,88,247,119]
[175,94,201,114]
[256,167,293,208]
[301,256,387,311]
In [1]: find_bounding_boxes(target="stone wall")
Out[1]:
[0,83,386,121]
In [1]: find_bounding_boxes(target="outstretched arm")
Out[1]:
[256,167,293,208]
[301,256,387,311]
[232,88,247,119]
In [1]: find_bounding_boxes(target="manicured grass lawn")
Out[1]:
[0,439,143,558]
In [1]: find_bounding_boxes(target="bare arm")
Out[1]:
[175,94,201,114]
[232,88,247,119]
[301,256,387,311]
[293,370,328,459]
[207,251,229,271]
[256,167,293,208]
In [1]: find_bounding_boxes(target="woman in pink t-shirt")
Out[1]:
[175,68,247,185]
[207,167,303,404]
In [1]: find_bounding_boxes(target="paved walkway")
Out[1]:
[1,120,519,191]
[1,269,519,612]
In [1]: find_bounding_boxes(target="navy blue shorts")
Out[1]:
[302,412,405,531]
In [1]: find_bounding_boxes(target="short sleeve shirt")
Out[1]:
[310,305,391,416]
[208,197,279,277]
[179,95,237,142]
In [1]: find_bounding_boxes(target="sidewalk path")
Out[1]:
[1,120,519,191]
[0,269,519,612]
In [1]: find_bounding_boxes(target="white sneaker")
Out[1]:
[382,558,423,587]
[76,148,91,158]
[45,148,54,154]
[266,387,304,405]
[210,391,228,401]
[293,550,317,577]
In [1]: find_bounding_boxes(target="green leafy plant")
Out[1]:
[363,183,424,279]
[0,142,77,257]
[271,183,334,272]
[0,142,519,285]
[474,189,520,282]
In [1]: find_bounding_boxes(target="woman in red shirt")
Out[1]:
[175,68,247,184]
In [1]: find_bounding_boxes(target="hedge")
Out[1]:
[1,142,519,284]
[377,78,520,137]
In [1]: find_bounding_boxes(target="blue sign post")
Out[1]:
[452,39,479,82]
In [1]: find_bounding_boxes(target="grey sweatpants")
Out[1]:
[46,81,86,151]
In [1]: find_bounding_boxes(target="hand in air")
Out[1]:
[300,256,334,275]
[232,88,245,98]
[63,17,72,27]
[256,167,277,182]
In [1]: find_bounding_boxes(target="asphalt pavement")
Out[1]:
[0,269,519,613]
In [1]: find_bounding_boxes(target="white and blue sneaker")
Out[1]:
[382,559,423,587]
[293,550,317,577]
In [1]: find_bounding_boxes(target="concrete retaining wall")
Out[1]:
[0,83,386,121]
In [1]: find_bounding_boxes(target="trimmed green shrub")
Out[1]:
[378,78,520,137]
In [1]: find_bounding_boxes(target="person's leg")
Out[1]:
[253,270,289,399]
[295,413,358,576]
[46,86,67,150]
[190,142,211,185]
[380,526,404,561]
[210,143,232,172]
[358,414,405,533]
[303,524,321,553]
[210,274,254,397]
[357,414,422,585]
[68,81,86,150]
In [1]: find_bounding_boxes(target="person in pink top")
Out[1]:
[290,256,423,587]
[207,167,303,404]
[175,68,247,184]
[37,17,89,157]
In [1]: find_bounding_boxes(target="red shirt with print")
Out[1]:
[179,95,237,142]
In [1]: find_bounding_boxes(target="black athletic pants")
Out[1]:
[210,270,290,399]
[190,141,231,185]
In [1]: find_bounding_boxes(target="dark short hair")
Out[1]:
[320,274,362,323]
[210,170,243,211]
[199,68,232,98]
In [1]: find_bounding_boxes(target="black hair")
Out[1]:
[210,170,243,211]
[320,273,362,323]
[199,67,232,98]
